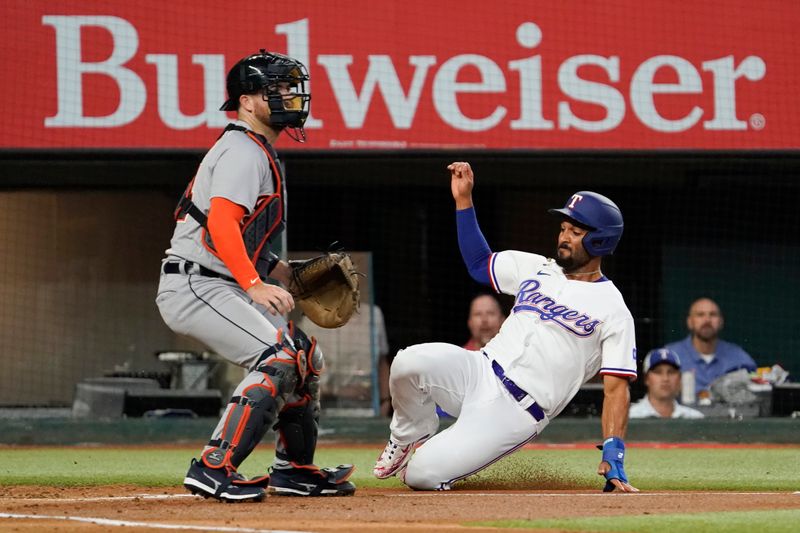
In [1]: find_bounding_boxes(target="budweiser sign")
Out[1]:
[1,1,796,149]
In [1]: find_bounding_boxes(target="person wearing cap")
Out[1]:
[629,348,704,419]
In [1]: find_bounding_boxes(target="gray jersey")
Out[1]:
[166,120,278,276]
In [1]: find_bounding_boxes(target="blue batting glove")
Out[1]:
[599,437,628,492]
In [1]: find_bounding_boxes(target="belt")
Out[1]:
[162,260,236,283]
[483,352,545,422]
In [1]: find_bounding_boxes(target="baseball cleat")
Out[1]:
[231,471,270,488]
[373,434,430,479]
[183,458,266,503]
[268,463,356,496]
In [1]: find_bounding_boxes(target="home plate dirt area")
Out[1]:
[2,485,798,533]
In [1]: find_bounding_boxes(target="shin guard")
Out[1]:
[275,393,319,465]
[275,323,324,465]
[203,354,298,470]
[202,382,278,470]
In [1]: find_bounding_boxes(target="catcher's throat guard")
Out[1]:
[174,124,286,277]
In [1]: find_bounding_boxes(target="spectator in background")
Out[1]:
[463,293,506,351]
[437,293,505,418]
[665,297,757,403]
[629,348,703,419]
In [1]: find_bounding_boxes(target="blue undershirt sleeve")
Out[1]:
[456,207,492,285]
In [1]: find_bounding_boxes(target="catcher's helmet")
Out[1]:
[548,191,624,256]
[220,49,311,140]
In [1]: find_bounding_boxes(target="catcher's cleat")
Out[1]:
[268,463,356,496]
[183,458,266,502]
[373,434,430,479]
[231,471,270,489]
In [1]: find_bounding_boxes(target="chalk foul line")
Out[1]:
[0,512,313,533]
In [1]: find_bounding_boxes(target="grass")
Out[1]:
[472,509,800,532]
[1,446,798,491]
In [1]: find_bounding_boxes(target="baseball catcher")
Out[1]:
[288,251,360,328]
[156,49,356,502]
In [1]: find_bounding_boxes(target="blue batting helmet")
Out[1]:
[548,191,624,256]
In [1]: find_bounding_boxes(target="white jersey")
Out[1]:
[166,120,279,276]
[482,251,637,418]
[629,395,704,419]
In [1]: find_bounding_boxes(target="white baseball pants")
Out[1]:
[389,343,549,490]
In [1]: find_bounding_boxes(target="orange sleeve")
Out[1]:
[207,197,261,291]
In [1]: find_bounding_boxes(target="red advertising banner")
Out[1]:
[1,0,797,150]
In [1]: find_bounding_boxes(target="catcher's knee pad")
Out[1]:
[288,321,325,378]
[253,331,301,396]
[203,382,279,470]
[259,355,299,398]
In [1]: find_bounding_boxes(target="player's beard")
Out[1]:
[555,244,591,272]
[254,104,283,134]
[693,324,718,342]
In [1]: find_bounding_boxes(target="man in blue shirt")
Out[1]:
[665,297,757,402]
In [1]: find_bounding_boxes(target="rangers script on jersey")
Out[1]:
[483,251,637,417]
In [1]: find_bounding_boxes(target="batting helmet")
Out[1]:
[548,191,624,256]
[220,49,311,140]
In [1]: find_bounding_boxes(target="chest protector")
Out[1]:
[174,124,286,277]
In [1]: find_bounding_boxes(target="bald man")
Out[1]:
[664,297,757,402]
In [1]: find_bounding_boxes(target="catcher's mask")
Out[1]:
[220,49,311,142]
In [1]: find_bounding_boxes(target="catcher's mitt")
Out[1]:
[288,252,360,328]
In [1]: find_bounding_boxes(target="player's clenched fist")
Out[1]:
[448,161,475,210]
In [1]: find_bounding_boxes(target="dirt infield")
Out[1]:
[2,485,798,532]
